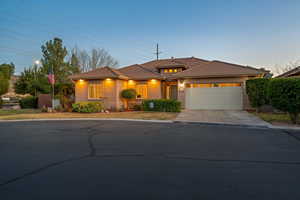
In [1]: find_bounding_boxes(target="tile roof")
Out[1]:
[69,66,128,80]
[172,60,266,78]
[70,57,267,80]
[118,64,163,80]
[276,66,300,78]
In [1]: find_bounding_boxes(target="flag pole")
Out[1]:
[52,64,55,109]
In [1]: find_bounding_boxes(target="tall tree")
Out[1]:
[73,47,118,72]
[0,63,15,79]
[41,38,76,84]
[14,65,50,96]
[69,53,80,73]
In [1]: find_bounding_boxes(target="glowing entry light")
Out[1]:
[79,79,84,82]
[106,78,112,81]
[150,79,157,83]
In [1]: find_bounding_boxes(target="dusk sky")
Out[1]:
[1,0,300,74]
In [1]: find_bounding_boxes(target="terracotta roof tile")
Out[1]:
[172,60,265,78]
[118,64,163,80]
[70,66,128,80]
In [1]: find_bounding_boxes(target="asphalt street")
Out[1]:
[0,120,300,200]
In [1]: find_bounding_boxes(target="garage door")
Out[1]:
[185,86,243,110]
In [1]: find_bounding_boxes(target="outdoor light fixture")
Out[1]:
[106,78,112,81]
[150,79,157,83]
[178,80,185,91]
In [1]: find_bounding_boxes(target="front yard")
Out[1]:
[0,109,178,120]
[252,112,300,127]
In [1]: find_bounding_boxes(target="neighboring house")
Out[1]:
[70,57,268,110]
[276,66,300,78]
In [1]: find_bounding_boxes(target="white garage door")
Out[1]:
[185,87,243,110]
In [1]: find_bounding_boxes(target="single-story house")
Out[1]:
[70,57,268,110]
[276,66,300,78]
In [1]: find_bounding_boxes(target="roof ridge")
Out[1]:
[104,66,129,79]
[136,64,163,76]
[212,60,266,72]
[277,66,300,77]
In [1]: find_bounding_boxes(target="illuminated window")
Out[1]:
[174,69,177,72]
[169,69,173,73]
[186,83,241,88]
[136,84,147,99]
[164,69,168,73]
[88,80,103,99]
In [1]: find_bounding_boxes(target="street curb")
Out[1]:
[0,118,173,123]
[173,120,270,129]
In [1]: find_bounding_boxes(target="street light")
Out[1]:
[34,60,40,65]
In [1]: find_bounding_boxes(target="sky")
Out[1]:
[1,0,300,74]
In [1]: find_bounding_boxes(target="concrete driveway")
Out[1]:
[175,110,270,127]
[1,120,300,199]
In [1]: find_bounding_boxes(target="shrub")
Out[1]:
[268,78,300,124]
[246,78,270,111]
[142,99,181,112]
[121,89,136,99]
[72,101,103,113]
[0,98,3,108]
[121,89,136,110]
[19,96,38,109]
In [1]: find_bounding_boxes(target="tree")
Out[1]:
[69,53,80,74]
[0,73,9,95]
[14,65,50,96]
[121,89,136,110]
[41,37,77,84]
[73,47,118,72]
[0,63,15,79]
[268,78,300,124]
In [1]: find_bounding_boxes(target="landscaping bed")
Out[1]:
[0,110,178,120]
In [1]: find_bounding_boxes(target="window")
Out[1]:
[136,84,147,99]
[186,83,241,88]
[164,69,168,73]
[88,80,103,99]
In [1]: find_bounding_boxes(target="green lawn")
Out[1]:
[0,109,178,120]
[0,109,41,116]
[252,112,299,125]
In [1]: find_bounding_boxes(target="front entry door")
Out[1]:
[170,85,178,100]
[166,85,178,100]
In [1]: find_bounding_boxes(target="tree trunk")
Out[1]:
[289,113,299,124]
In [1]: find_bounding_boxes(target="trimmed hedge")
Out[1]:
[268,78,300,124]
[19,96,38,109]
[246,78,270,110]
[121,89,136,99]
[142,99,181,112]
[72,101,103,113]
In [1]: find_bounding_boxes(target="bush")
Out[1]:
[268,78,300,124]
[133,104,142,111]
[246,78,270,111]
[19,96,38,109]
[142,99,181,112]
[121,89,136,99]
[72,101,103,113]
[0,98,3,108]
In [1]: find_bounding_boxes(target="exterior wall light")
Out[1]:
[178,80,185,91]
[106,78,112,81]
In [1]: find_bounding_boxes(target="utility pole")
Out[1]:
[155,43,162,60]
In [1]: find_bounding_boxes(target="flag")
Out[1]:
[48,74,55,85]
